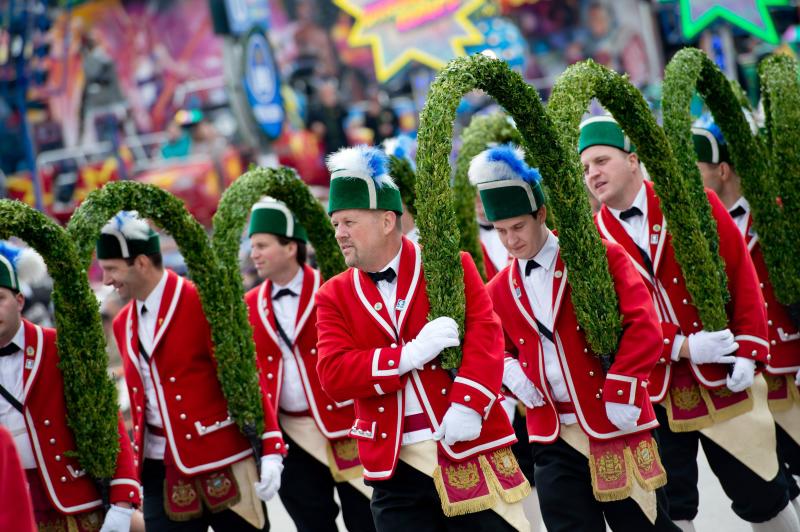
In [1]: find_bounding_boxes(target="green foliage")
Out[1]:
[548,59,729,330]
[452,113,522,281]
[759,54,800,305]
[418,54,621,369]
[0,199,119,479]
[67,181,265,437]
[389,155,418,218]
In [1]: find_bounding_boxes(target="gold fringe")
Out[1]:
[478,455,531,504]
[432,465,496,517]
[588,449,633,502]
[790,378,800,403]
[162,480,203,522]
[663,392,715,432]
[702,386,753,424]
[65,515,80,532]
[326,443,364,483]
[624,447,667,492]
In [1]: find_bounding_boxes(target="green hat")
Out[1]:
[469,144,545,222]
[0,242,47,292]
[578,116,635,154]
[326,145,403,215]
[96,212,161,260]
[692,127,730,164]
[248,197,308,242]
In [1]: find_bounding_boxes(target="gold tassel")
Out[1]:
[432,465,496,517]
[65,515,80,532]
[478,455,531,504]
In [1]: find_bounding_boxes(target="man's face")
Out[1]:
[581,145,639,209]
[0,287,23,344]
[99,258,142,300]
[697,162,723,195]
[249,233,296,280]
[493,211,546,260]
[331,209,390,270]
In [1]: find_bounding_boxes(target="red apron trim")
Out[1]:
[326,437,364,482]
[587,432,666,503]
[402,413,430,433]
[26,469,104,531]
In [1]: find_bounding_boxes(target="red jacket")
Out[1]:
[316,237,516,481]
[246,265,355,438]
[112,270,284,477]
[486,241,662,442]
[0,425,35,531]
[739,211,800,374]
[21,319,140,513]
[595,181,769,400]
[481,242,500,280]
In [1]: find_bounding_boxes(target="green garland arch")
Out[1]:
[758,54,800,316]
[417,54,621,369]
[67,181,265,440]
[548,59,729,330]
[452,113,523,282]
[389,155,418,219]
[0,199,119,480]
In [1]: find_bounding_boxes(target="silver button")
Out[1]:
[617,390,624,396]
[519,338,525,345]
[521,362,528,368]
[595,393,601,399]
[390,343,397,348]
[326,404,333,411]
[692,322,698,328]
[464,395,471,402]
[760,283,765,289]
[583,348,588,353]
[175,395,182,401]
[136,406,142,413]
[771,340,777,346]
[44,419,51,426]
[275,443,282,450]
[682,299,688,305]
[659,357,666,363]
[388,360,395,367]
[663,338,670,345]
[134,425,139,432]
[129,491,135,498]
[430,365,436,370]
[576,325,581,331]
[378,406,385,413]
[673,278,679,284]
[267,373,274,380]
[767,354,772,362]
[169,377,176,383]
[55,455,61,462]
[185,434,192,440]
[180,413,187,420]
[267,356,274,362]
[768,320,773,326]
[49,438,55,445]
[589,371,594,377]
[381,433,388,439]
[132,387,138,393]
[267,393,272,399]
[752,350,758,357]
[310,348,317,355]
[60,476,67,483]
[441,388,447,395]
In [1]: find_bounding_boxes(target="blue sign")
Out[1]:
[243,30,284,140]
[224,0,271,36]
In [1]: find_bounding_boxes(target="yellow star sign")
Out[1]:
[335,0,487,82]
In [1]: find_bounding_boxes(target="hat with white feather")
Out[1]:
[0,241,47,293]
[469,144,545,222]
[96,211,161,260]
[326,145,403,215]
[248,197,308,242]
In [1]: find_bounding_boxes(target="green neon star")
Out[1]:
[661,0,791,44]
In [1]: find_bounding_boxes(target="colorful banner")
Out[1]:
[661,0,791,44]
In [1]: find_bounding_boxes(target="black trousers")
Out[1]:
[279,432,375,532]
[365,459,517,532]
[777,424,800,500]
[531,437,679,532]
[510,409,535,484]
[141,458,268,532]
[654,405,791,522]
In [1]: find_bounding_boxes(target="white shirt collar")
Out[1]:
[521,231,558,273]
[3,322,25,353]
[370,246,402,284]
[137,269,168,316]
[272,266,304,296]
[608,182,647,220]
[730,196,750,214]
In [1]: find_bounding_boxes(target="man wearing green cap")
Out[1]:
[244,198,375,532]
[693,125,800,519]
[580,117,797,531]
[99,212,285,532]
[316,145,530,531]
[0,241,140,531]
[472,144,676,531]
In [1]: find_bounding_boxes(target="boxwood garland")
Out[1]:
[452,112,523,282]
[67,181,266,440]
[0,199,119,480]
[758,55,800,320]
[389,155,418,219]
[548,59,729,330]
[417,54,621,369]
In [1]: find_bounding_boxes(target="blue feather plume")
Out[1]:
[486,144,542,184]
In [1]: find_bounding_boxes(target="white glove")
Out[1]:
[433,403,483,447]
[726,358,756,393]
[687,329,738,365]
[605,402,641,431]
[99,505,134,532]
[254,455,283,502]
[795,368,800,387]
[503,358,544,409]
[398,317,460,374]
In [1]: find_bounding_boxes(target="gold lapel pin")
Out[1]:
[374,302,383,311]
[653,224,661,232]
[554,270,563,279]
[26,346,34,356]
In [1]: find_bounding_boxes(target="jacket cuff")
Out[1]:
[450,376,498,420]
[109,479,142,506]
[602,373,643,406]
[370,346,404,395]
[261,430,287,456]
[735,334,770,364]
[660,323,680,365]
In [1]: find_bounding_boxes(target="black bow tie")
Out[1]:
[368,268,397,285]
[0,342,20,357]
[478,222,493,230]
[728,205,747,219]
[525,260,541,277]
[619,206,643,221]
[273,288,298,300]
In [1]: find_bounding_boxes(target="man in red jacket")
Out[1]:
[471,144,676,530]
[316,145,530,532]
[0,242,140,531]
[98,212,284,531]
[580,117,797,531]
[245,197,375,532]
[693,124,800,515]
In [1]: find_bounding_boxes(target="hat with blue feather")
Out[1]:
[0,241,47,293]
[469,143,545,222]
[96,211,161,260]
[326,145,403,215]
[248,197,308,242]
